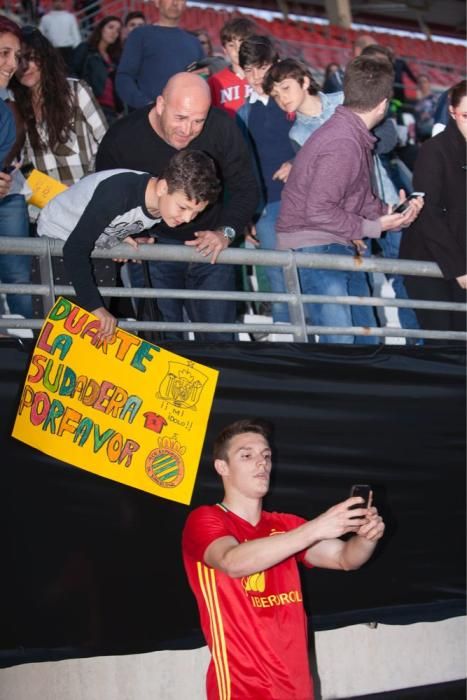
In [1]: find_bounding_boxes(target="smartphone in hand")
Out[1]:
[393,192,425,214]
[349,484,371,518]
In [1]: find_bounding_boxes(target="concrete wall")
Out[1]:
[0,617,465,700]
[315,616,466,699]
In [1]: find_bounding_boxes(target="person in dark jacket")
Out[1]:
[81,16,123,124]
[400,79,466,337]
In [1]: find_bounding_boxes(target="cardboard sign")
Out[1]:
[12,298,219,505]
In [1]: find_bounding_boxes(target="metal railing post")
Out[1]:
[283,250,308,343]
[38,237,56,314]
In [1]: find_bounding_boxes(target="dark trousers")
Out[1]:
[128,257,237,342]
[405,274,466,338]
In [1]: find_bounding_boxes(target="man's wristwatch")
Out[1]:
[219,226,236,243]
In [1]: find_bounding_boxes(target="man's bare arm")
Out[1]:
[204,497,371,578]
[304,506,385,570]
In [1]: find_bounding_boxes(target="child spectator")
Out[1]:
[37,150,221,339]
[123,11,146,39]
[264,57,342,150]
[207,17,256,117]
[237,35,295,326]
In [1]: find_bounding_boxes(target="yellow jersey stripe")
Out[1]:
[207,566,231,700]
[197,562,228,700]
[202,564,230,700]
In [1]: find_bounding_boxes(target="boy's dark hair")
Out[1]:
[220,17,257,46]
[263,58,320,96]
[360,44,394,63]
[124,11,145,26]
[238,35,279,70]
[343,56,394,112]
[162,150,221,204]
[213,419,272,461]
[450,79,466,108]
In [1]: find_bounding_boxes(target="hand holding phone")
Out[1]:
[349,484,372,519]
[393,192,425,214]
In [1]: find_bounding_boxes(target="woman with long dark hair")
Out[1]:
[11,27,107,186]
[83,16,123,124]
[11,27,112,316]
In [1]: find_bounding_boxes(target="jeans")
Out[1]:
[376,231,420,333]
[128,250,237,341]
[298,243,379,344]
[0,194,32,318]
[255,201,289,323]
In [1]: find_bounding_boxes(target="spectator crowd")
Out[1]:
[0,1,465,343]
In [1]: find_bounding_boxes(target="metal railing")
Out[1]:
[0,236,465,343]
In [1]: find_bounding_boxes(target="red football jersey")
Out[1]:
[182,504,314,700]
[208,67,252,118]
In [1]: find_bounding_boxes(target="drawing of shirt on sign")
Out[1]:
[143,411,168,434]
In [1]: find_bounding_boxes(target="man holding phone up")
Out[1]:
[182,419,384,700]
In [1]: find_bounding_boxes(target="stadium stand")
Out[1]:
[1,0,464,90]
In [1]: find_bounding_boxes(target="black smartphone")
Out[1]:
[349,484,371,518]
[393,192,425,214]
[2,165,15,174]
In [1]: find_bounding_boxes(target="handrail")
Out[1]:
[0,236,465,343]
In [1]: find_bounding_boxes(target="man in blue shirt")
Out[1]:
[116,0,203,109]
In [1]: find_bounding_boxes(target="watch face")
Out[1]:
[223,226,236,241]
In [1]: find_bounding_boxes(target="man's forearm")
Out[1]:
[340,534,378,570]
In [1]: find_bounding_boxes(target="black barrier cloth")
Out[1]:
[0,340,465,666]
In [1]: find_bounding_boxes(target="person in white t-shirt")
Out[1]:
[39,0,81,71]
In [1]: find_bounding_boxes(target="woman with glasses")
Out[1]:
[0,16,33,321]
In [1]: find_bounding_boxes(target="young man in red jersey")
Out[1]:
[182,419,385,700]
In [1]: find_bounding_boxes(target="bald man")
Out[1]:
[96,72,259,341]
